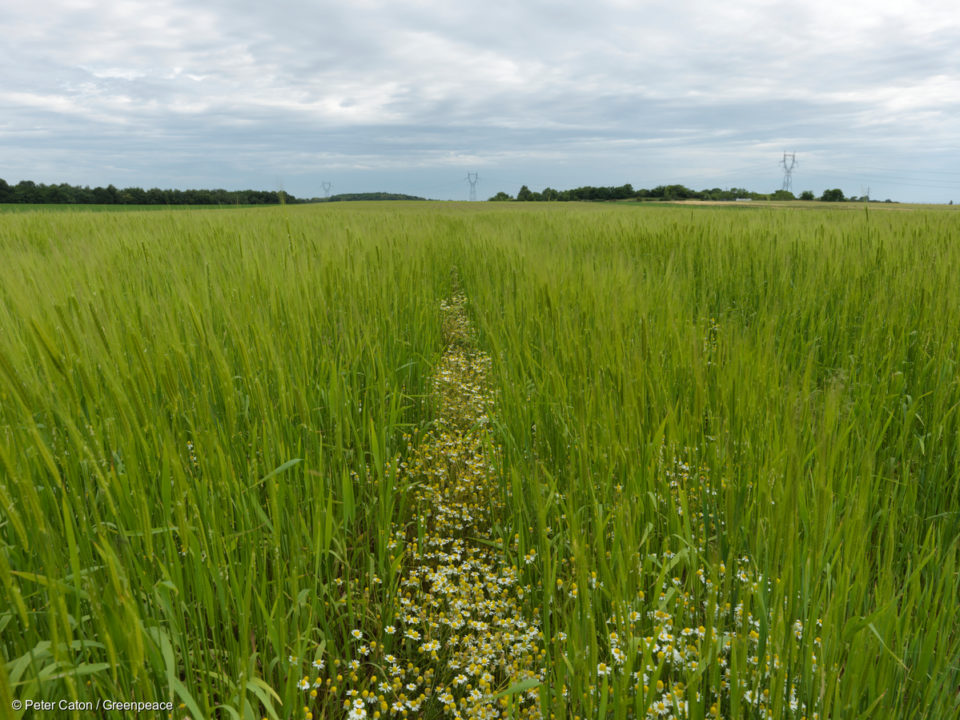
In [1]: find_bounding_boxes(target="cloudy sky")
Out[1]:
[3,0,959,202]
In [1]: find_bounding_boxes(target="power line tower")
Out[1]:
[780,153,798,193]
[466,173,479,202]
[321,181,333,198]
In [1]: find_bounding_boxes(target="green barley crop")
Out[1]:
[453,203,960,719]
[0,204,452,718]
[1,201,958,719]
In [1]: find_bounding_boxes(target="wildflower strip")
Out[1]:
[294,291,544,719]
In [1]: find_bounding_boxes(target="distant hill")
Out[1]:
[322,192,428,202]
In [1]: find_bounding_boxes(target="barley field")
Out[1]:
[1,202,958,719]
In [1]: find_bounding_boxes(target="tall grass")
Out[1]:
[0,204,452,717]
[1,202,958,718]
[454,204,960,718]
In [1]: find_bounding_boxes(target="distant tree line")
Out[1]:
[491,184,895,203]
[0,178,314,205]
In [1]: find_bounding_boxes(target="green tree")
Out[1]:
[821,188,845,202]
[799,190,815,201]
[122,187,147,204]
[143,188,159,204]
[13,180,40,203]
[488,191,513,201]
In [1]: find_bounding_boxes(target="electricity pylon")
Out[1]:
[321,181,333,198]
[780,153,798,193]
[466,173,479,202]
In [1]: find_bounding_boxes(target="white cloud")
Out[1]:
[1,0,958,200]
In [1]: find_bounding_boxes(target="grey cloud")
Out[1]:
[2,0,959,201]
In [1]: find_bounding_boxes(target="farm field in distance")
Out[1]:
[1,202,958,719]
